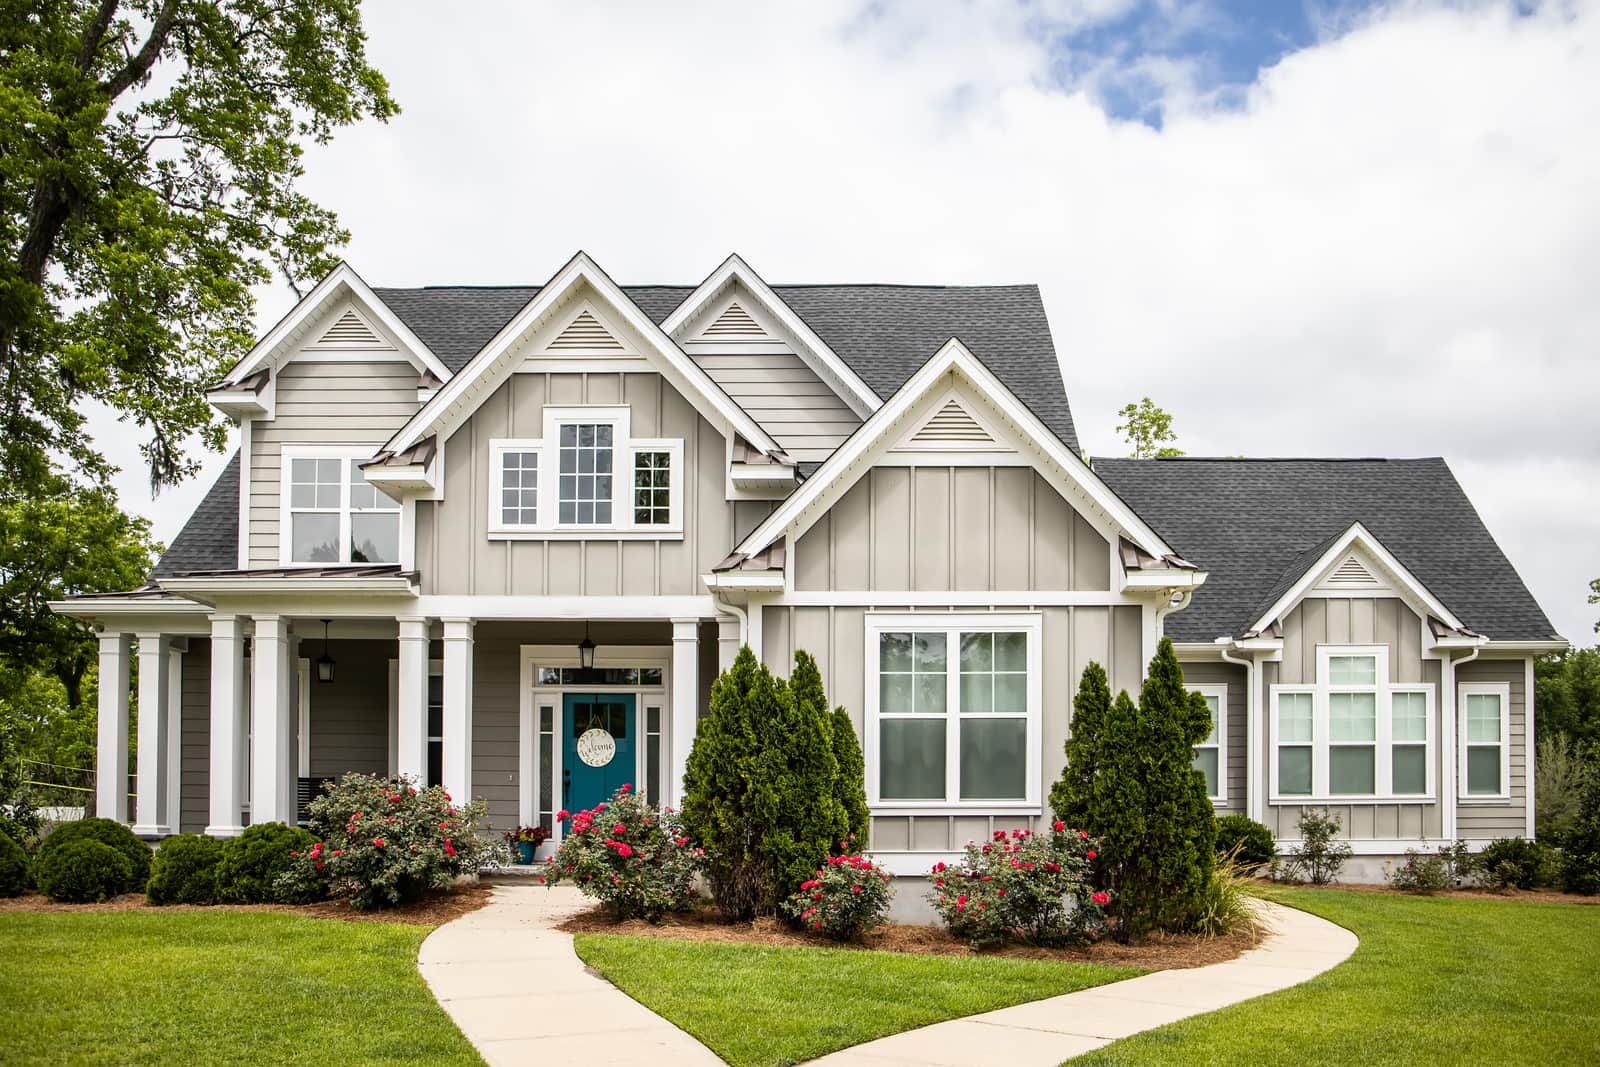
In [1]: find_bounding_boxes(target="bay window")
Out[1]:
[281,449,400,565]
[1190,684,1228,802]
[1458,682,1511,800]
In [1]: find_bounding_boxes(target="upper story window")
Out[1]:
[489,407,682,539]
[282,449,400,565]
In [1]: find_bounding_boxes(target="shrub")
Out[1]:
[1048,661,1110,832]
[146,834,226,905]
[1278,809,1354,885]
[1535,733,1589,844]
[1389,849,1451,893]
[1437,840,1481,885]
[545,784,698,921]
[1560,748,1600,895]
[783,854,892,940]
[1215,815,1276,872]
[35,818,150,892]
[1193,855,1259,936]
[36,839,133,903]
[1478,838,1553,891]
[0,830,29,897]
[284,772,499,909]
[927,824,1104,949]
[215,822,317,904]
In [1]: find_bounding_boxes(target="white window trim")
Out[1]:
[1191,683,1228,805]
[278,445,401,567]
[1269,644,1436,803]
[864,612,1043,815]
[486,406,683,539]
[1458,681,1512,802]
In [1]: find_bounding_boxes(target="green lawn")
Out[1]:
[1074,888,1600,1066]
[0,911,481,1066]
[573,933,1140,1067]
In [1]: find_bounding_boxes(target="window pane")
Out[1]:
[647,734,661,805]
[959,633,992,672]
[349,465,396,510]
[959,672,991,713]
[538,710,553,822]
[992,673,1027,714]
[1279,746,1312,794]
[880,673,914,714]
[880,633,913,672]
[1393,744,1426,794]
[1330,746,1376,794]
[1392,692,1427,742]
[914,634,946,671]
[633,450,671,525]
[639,667,663,686]
[914,673,947,714]
[880,719,945,800]
[959,718,1025,800]
[993,632,1027,671]
[1466,694,1501,742]
[427,741,442,789]
[1278,693,1313,742]
[1467,746,1502,795]
[1198,694,1220,745]
[290,513,339,562]
[558,423,613,524]
[1193,747,1219,798]
[350,512,398,564]
[1329,655,1377,685]
[1330,692,1376,742]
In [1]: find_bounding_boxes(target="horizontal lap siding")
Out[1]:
[1179,660,1248,815]
[180,641,211,834]
[690,352,860,463]
[307,640,391,782]
[1456,658,1530,839]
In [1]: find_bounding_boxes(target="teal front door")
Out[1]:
[562,693,635,819]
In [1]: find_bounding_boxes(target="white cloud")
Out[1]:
[95,0,1600,640]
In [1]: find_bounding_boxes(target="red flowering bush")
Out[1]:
[544,784,699,922]
[782,854,892,940]
[277,772,501,910]
[926,823,1106,948]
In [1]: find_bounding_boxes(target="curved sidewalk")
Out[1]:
[804,901,1357,1066]
[418,884,723,1067]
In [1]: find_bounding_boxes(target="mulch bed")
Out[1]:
[0,881,492,926]
[559,901,1261,970]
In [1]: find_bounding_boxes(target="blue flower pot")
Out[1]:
[515,841,536,865]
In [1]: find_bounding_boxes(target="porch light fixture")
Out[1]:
[578,622,596,671]
[316,619,335,683]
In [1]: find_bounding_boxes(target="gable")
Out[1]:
[888,392,1013,455]
[543,306,630,354]
[1313,547,1392,594]
[695,299,770,342]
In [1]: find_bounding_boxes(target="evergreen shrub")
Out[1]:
[36,839,132,902]
[215,822,316,904]
[1559,755,1600,895]
[35,818,150,892]
[146,834,226,905]
[0,830,29,897]
[1215,815,1276,872]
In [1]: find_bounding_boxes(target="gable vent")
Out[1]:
[1327,555,1379,586]
[701,301,769,340]
[548,309,625,351]
[316,309,384,347]
[911,400,993,445]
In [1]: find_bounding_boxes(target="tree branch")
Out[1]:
[101,0,180,100]
[76,0,123,72]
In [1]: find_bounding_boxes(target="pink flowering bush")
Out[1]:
[276,772,500,910]
[926,823,1106,948]
[544,784,699,922]
[782,854,892,940]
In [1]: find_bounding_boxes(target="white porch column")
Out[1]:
[206,616,246,835]
[717,614,741,674]
[132,633,172,837]
[671,618,700,808]
[397,617,430,785]
[280,634,300,820]
[96,633,131,822]
[442,619,474,803]
[250,614,291,824]
[166,647,184,834]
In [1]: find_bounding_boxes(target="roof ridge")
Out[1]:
[1096,456,1446,464]
[370,282,1041,293]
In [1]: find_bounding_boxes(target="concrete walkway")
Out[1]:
[418,884,723,1067]
[805,901,1358,1066]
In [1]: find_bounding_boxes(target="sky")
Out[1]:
[91,0,1599,644]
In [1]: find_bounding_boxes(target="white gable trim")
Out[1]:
[383,252,780,457]
[1248,522,1467,636]
[219,263,450,385]
[662,254,880,419]
[731,337,1176,564]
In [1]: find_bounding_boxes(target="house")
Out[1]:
[54,251,1566,882]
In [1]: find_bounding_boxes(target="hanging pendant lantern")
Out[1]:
[316,619,335,683]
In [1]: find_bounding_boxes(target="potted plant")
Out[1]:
[504,825,550,865]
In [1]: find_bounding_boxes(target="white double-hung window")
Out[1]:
[489,407,681,537]
[1458,682,1511,800]
[1270,645,1434,802]
[281,447,401,565]
[1190,684,1228,802]
[866,613,1041,811]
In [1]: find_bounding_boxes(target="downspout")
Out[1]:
[713,593,749,652]
[1442,643,1483,842]
[1219,642,1254,822]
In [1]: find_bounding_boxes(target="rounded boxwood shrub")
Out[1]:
[147,834,227,905]
[1480,837,1554,890]
[35,818,150,892]
[1215,815,1276,872]
[216,823,317,904]
[0,830,30,897]
[36,839,134,903]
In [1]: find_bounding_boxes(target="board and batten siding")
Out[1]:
[689,351,860,463]
[793,467,1112,593]
[1455,657,1530,840]
[1178,659,1248,815]
[416,371,773,597]
[247,359,419,566]
[1264,597,1445,841]
[761,603,1143,853]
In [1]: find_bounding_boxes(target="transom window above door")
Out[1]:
[281,448,400,565]
[489,406,682,538]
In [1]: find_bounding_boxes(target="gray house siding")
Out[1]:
[179,640,211,834]
[1178,659,1248,815]
[306,640,392,783]
[689,351,860,463]
[1455,657,1530,840]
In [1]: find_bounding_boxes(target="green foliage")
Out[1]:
[1535,648,1600,749]
[36,838,133,902]
[1558,756,1600,895]
[1215,814,1276,872]
[36,816,149,891]
[145,833,225,905]
[682,646,853,918]
[1049,660,1110,830]
[1536,733,1590,843]
[0,0,398,493]
[1192,855,1259,936]
[784,854,893,941]
[215,822,315,904]
[545,784,698,922]
[1115,397,1184,459]
[927,826,1105,949]
[1478,837,1554,890]
[788,650,867,851]
[1277,809,1354,885]
[1388,849,1451,893]
[0,827,29,896]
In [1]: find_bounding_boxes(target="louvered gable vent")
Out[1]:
[911,400,993,445]
[700,301,769,341]
[548,309,625,351]
[1326,555,1379,586]
[315,308,384,348]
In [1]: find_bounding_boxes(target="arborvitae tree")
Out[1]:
[756,656,844,906]
[790,650,869,849]
[1049,661,1112,830]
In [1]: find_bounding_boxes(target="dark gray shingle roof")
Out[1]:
[369,282,1080,452]
[152,451,239,577]
[1094,457,1559,643]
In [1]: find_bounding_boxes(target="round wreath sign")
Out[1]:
[576,727,616,768]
